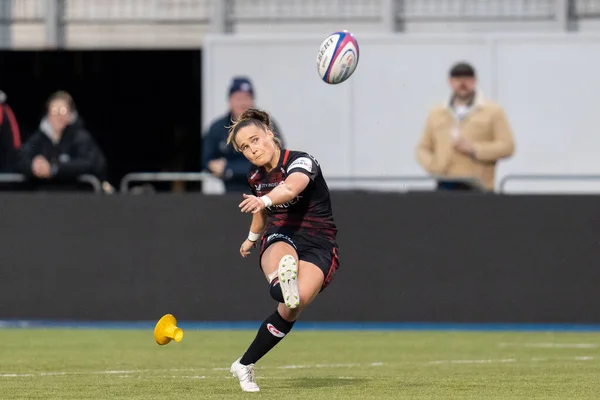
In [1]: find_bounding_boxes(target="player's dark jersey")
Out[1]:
[248,149,337,243]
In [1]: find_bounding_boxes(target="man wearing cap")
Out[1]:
[201,76,284,192]
[416,62,515,191]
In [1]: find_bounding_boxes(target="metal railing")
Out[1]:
[18,0,572,24]
[23,1,588,38]
[120,172,600,195]
[229,0,382,22]
[63,0,213,23]
[402,0,558,21]
[6,172,600,195]
[119,172,485,193]
[11,0,45,22]
[0,173,103,193]
[573,0,600,18]
[77,174,103,193]
[326,175,485,191]
[0,173,26,183]
[119,172,213,193]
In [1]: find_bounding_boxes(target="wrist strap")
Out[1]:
[260,195,272,208]
[248,231,261,242]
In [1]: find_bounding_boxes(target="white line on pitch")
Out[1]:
[5,357,597,378]
[426,356,596,365]
[498,342,597,349]
[427,358,517,365]
[0,372,367,381]
[215,361,382,371]
[0,361,385,378]
[129,375,366,380]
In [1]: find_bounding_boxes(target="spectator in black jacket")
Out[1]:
[202,76,284,192]
[16,91,107,189]
[0,90,22,172]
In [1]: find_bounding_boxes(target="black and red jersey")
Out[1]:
[247,149,337,243]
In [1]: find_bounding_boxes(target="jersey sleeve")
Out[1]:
[286,152,319,181]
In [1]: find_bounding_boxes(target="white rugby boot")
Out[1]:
[278,255,300,309]
[230,358,260,392]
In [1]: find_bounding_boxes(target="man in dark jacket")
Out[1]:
[16,91,107,189]
[201,77,284,192]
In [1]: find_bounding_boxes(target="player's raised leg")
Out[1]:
[230,241,298,392]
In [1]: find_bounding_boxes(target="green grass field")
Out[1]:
[1,328,600,399]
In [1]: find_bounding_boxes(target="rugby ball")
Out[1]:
[316,30,360,84]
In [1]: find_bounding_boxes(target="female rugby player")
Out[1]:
[226,108,340,392]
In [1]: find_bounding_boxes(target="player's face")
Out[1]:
[235,126,275,166]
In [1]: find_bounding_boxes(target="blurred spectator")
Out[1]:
[0,90,22,172]
[16,91,108,190]
[416,62,515,191]
[201,76,285,192]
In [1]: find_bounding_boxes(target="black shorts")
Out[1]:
[259,230,339,290]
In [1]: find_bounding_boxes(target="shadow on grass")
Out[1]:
[279,377,369,389]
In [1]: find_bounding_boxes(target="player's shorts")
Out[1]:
[259,229,339,291]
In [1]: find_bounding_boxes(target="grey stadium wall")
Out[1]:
[0,192,599,324]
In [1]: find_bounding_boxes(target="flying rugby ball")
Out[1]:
[316,30,360,84]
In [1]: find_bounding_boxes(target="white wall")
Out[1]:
[202,32,600,193]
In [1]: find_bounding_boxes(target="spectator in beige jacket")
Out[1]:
[416,62,515,191]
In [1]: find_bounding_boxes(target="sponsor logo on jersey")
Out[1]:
[255,181,284,191]
[267,233,292,242]
[269,196,302,209]
[267,323,286,338]
[266,233,297,249]
[287,157,313,173]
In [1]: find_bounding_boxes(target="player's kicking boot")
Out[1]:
[278,255,299,309]
[230,358,260,392]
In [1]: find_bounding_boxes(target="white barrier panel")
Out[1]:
[202,33,600,193]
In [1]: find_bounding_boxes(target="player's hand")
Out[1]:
[240,239,256,258]
[239,193,266,214]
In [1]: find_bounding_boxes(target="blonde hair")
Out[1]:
[227,108,282,152]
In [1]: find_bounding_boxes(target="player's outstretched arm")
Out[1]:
[240,209,267,258]
[263,172,309,205]
[238,172,310,214]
